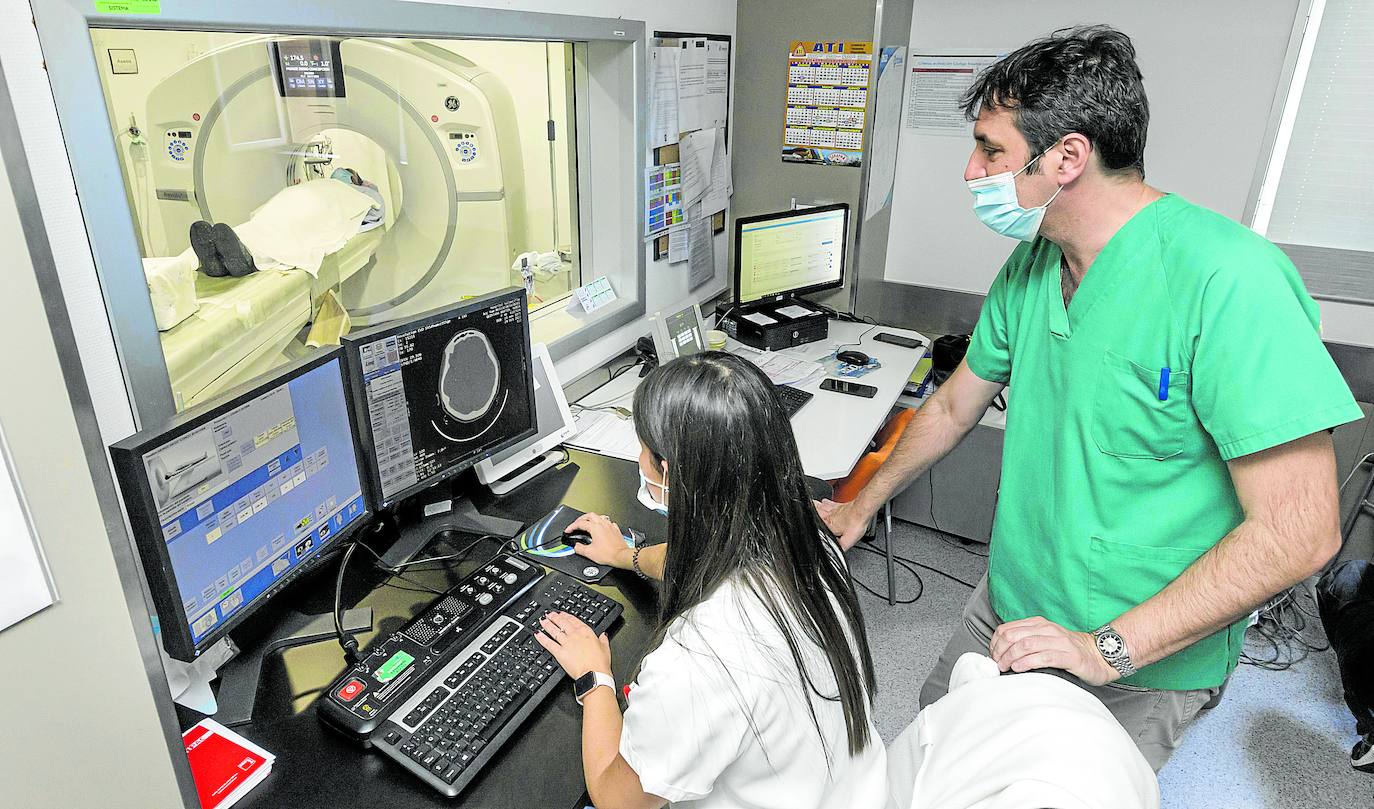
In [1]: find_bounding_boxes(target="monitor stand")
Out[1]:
[486,448,568,496]
[165,607,374,726]
[381,495,523,568]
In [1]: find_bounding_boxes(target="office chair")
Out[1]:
[831,408,916,605]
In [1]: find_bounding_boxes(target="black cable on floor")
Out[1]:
[1239,583,1330,671]
[850,528,980,602]
[851,541,925,605]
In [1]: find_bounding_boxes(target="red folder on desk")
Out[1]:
[182,718,275,809]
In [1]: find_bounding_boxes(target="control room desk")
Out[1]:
[577,319,928,481]
[188,449,665,809]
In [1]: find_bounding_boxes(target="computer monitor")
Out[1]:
[475,343,577,494]
[734,203,849,305]
[109,348,371,662]
[650,302,707,362]
[341,287,537,513]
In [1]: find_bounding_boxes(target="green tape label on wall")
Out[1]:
[95,1,161,14]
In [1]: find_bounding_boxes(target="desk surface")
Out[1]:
[575,319,928,481]
[201,450,666,809]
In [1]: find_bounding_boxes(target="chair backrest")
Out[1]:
[830,407,915,503]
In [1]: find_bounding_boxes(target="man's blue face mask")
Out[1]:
[966,146,1063,242]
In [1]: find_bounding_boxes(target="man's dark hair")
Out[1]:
[961,25,1148,177]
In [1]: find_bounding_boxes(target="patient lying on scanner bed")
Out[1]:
[188,167,385,278]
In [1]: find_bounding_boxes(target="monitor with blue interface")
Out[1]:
[110,348,370,662]
[734,203,849,305]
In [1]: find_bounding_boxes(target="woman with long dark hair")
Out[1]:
[534,351,887,809]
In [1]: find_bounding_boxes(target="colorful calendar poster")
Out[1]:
[782,40,872,168]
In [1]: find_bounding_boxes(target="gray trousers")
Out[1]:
[919,575,1216,772]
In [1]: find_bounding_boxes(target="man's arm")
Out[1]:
[991,431,1344,682]
[818,359,1005,548]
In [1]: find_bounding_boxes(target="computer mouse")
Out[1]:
[836,349,870,366]
[562,528,593,545]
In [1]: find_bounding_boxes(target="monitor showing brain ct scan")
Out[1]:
[341,288,537,510]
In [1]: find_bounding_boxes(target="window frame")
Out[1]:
[37,0,647,430]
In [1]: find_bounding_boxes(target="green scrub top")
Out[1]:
[966,194,1362,691]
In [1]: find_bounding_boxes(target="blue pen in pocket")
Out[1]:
[1158,367,1171,402]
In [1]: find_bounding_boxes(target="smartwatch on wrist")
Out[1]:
[574,671,615,705]
[1091,624,1136,679]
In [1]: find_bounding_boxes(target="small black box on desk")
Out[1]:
[716,300,829,351]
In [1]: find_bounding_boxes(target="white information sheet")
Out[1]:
[904,54,1001,134]
[864,47,906,220]
[679,128,716,206]
[677,38,708,133]
[701,127,731,215]
[704,40,730,129]
[0,424,56,633]
[667,226,689,264]
[649,46,681,147]
[688,203,715,290]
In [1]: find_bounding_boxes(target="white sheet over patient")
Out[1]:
[886,654,1159,809]
[143,252,199,331]
[233,179,377,277]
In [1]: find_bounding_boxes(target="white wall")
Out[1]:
[881,1,1301,296]
[0,106,189,809]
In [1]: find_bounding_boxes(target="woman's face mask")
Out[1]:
[636,468,669,515]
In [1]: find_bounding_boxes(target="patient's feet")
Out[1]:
[189,220,226,277]
[211,223,257,278]
[1354,733,1374,773]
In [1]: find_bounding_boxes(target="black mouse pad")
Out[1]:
[515,504,636,583]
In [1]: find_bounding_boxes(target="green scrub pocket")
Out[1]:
[1087,535,1234,689]
[1092,350,1191,460]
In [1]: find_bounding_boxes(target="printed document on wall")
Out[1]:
[649,46,680,148]
[864,46,906,220]
[668,226,689,264]
[679,128,716,206]
[704,40,730,129]
[701,127,731,215]
[0,423,56,633]
[644,163,685,237]
[905,54,1000,135]
[688,203,715,290]
[678,38,709,133]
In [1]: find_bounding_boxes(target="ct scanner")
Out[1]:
[142,35,530,408]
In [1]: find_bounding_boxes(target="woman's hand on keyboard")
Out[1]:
[535,611,612,680]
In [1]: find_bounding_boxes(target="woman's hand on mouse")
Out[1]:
[535,611,612,679]
[567,512,632,569]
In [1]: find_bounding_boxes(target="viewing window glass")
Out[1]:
[91,29,581,411]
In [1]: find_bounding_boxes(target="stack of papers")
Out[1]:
[182,719,275,809]
[733,346,825,387]
[566,409,640,462]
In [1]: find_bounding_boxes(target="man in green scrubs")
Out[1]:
[819,25,1362,770]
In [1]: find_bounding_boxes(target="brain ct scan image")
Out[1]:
[440,330,500,423]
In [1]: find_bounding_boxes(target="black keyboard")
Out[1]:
[775,384,815,418]
[355,566,621,796]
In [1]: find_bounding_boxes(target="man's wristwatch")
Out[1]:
[1091,624,1136,679]
[573,671,615,706]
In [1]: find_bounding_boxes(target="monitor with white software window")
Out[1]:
[734,203,849,306]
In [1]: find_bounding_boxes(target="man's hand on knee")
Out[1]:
[989,616,1120,687]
